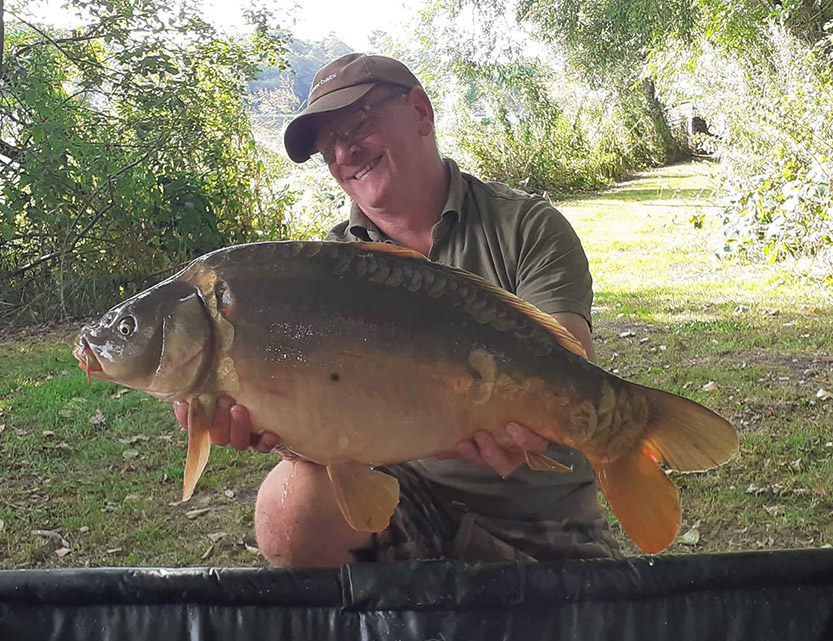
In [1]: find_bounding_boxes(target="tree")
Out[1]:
[0,0,290,323]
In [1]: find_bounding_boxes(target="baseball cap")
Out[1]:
[283,53,422,163]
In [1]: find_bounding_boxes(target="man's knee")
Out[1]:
[254,459,373,567]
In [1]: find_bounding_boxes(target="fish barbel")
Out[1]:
[73,241,738,553]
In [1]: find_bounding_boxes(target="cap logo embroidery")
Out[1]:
[310,73,337,95]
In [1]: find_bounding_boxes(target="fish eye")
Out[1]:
[117,316,136,336]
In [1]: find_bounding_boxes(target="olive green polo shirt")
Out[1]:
[326,158,600,522]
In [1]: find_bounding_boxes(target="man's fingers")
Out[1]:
[473,431,517,478]
[207,396,233,446]
[506,422,549,453]
[254,431,281,453]
[174,401,188,429]
[228,404,253,451]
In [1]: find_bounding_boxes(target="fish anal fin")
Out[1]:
[182,394,218,502]
[596,447,681,554]
[526,450,573,473]
[326,463,400,533]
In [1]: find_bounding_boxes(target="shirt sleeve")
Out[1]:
[513,199,594,327]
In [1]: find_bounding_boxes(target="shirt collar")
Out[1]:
[346,158,466,241]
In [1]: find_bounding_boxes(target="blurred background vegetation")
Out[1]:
[1,0,831,326]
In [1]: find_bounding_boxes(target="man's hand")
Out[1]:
[173,396,282,454]
[434,423,550,478]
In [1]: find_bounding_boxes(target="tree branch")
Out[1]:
[0,138,22,161]
[1,0,6,80]
[10,133,168,278]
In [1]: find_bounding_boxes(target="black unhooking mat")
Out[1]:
[1,549,832,640]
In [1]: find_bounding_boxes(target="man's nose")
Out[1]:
[332,136,360,164]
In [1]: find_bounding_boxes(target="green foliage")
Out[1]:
[394,0,673,197]
[445,0,833,263]
[651,26,833,263]
[0,0,292,324]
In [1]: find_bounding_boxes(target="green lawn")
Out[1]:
[560,162,832,554]
[1,160,830,567]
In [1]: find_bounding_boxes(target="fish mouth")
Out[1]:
[73,337,103,384]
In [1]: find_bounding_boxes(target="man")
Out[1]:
[175,53,617,566]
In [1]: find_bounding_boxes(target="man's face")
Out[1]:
[312,86,430,211]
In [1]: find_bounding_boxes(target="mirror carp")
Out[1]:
[74,241,738,553]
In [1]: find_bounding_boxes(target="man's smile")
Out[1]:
[353,155,382,180]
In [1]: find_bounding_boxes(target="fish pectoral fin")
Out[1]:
[525,451,573,473]
[182,395,218,502]
[326,463,400,533]
[596,447,681,554]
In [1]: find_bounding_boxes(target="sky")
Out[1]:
[31,0,416,51]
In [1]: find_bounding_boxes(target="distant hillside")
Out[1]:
[248,34,354,107]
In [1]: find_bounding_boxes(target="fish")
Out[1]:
[73,241,738,554]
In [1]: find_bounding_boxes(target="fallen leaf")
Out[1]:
[817,389,832,401]
[618,331,635,338]
[186,508,211,519]
[89,409,106,426]
[32,529,70,547]
[0,424,5,433]
[201,544,214,561]
[123,494,141,503]
[122,449,139,459]
[208,531,229,543]
[224,489,235,499]
[764,505,780,516]
[110,388,133,400]
[702,381,719,392]
[0,519,4,533]
[118,435,149,445]
[245,544,261,556]
[79,526,90,534]
[42,430,55,437]
[55,548,71,558]
[679,528,700,545]
[106,548,123,554]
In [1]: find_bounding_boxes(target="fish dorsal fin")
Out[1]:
[482,284,587,359]
[352,241,586,359]
[182,394,218,501]
[352,241,428,261]
[326,463,400,533]
[452,271,587,359]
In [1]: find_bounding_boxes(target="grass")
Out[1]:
[1,160,831,567]
[559,161,833,555]
[0,330,276,568]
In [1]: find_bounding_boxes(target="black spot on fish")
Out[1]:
[329,372,340,382]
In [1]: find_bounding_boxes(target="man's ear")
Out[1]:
[409,87,435,137]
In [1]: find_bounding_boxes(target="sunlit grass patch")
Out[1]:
[560,162,832,555]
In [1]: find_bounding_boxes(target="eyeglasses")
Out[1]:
[312,90,408,165]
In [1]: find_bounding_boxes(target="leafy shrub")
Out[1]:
[651,25,833,263]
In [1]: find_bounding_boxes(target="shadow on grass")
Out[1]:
[587,187,719,203]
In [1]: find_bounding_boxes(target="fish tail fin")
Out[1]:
[595,384,738,553]
[640,385,739,473]
[182,395,217,502]
[596,446,681,554]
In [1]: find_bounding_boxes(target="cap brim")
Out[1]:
[284,83,377,163]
